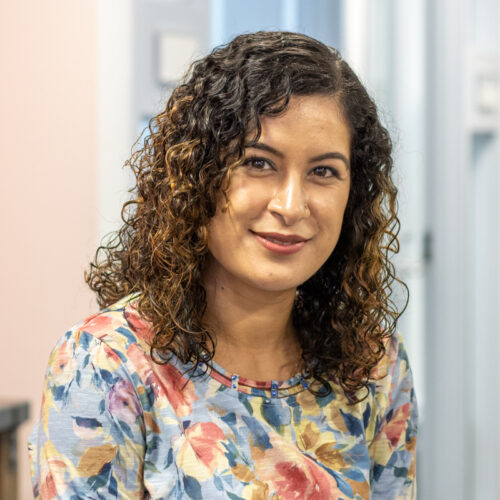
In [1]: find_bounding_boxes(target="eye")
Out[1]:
[310,166,340,178]
[242,157,274,171]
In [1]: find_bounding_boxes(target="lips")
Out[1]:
[253,232,308,244]
[251,231,309,255]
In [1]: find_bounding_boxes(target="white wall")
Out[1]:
[98,0,135,240]
[423,0,500,497]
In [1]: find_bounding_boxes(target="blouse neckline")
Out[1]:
[194,356,312,399]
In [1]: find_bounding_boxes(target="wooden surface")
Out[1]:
[0,401,29,500]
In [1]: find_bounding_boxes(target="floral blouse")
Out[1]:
[28,294,417,499]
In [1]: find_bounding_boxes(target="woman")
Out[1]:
[29,31,417,499]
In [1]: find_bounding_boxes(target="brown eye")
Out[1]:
[311,166,339,178]
[243,157,273,170]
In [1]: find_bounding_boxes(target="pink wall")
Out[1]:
[0,1,98,498]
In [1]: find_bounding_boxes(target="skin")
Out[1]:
[203,94,351,381]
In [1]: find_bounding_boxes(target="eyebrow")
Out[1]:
[246,142,350,170]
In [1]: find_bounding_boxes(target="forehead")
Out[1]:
[250,95,351,155]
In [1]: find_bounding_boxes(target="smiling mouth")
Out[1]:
[261,237,297,246]
[251,231,308,243]
[250,231,309,254]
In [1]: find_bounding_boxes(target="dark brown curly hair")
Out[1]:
[86,31,407,401]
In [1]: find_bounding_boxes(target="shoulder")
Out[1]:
[370,332,414,401]
[364,332,418,439]
[30,295,154,498]
[45,293,156,394]
[77,293,152,350]
[370,332,410,378]
[334,332,413,406]
[44,294,195,412]
[64,293,152,356]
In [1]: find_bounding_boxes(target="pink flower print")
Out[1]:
[274,459,338,499]
[153,363,198,417]
[107,379,141,425]
[127,343,153,382]
[174,422,229,481]
[50,341,74,386]
[126,337,197,417]
[384,402,410,447]
[39,456,68,498]
[124,306,155,344]
[254,434,343,499]
[81,313,113,339]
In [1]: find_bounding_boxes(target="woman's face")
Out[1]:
[206,94,351,294]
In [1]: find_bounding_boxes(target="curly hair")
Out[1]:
[86,31,407,402]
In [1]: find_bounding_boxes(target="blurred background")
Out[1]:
[0,0,498,498]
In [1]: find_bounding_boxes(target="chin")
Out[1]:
[247,275,308,293]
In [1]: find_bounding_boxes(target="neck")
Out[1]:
[203,264,301,381]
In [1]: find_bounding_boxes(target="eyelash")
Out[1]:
[310,166,340,179]
[242,157,273,170]
[242,156,341,179]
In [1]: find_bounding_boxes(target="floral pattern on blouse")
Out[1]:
[28,294,418,499]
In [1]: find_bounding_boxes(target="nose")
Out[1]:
[267,174,310,225]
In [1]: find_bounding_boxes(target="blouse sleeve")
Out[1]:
[28,328,147,499]
[368,333,418,500]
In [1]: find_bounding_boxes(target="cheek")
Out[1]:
[317,194,349,227]
[314,197,349,249]
[207,191,258,247]
[206,213,230,253]
[225,184,270,220]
